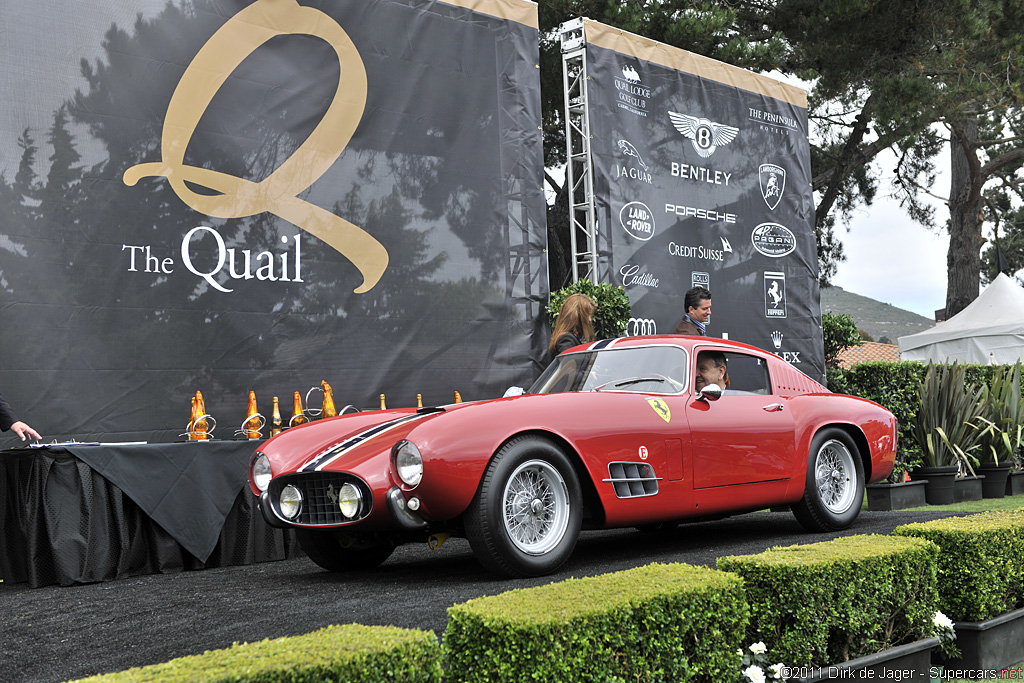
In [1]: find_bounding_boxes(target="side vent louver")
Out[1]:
[604,462,660,498]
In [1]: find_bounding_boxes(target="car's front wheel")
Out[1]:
[792,428,865,532]
[294,528,395,572]
[465,435,582,578]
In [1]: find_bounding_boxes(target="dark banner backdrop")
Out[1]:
[0,0,547,445]
[582,20,825,381]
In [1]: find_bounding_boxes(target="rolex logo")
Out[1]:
[123,0,389,293]
[771,330,783,350]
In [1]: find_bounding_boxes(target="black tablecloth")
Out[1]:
[0,442,298,588]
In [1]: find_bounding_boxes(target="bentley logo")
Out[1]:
[647,398,671,423]
[122,0,389,293]
[759,163,786,210]
[668,111,739,158]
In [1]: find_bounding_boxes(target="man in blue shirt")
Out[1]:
[673,286,711,336]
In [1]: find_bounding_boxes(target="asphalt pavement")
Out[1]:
[0,507,970,683]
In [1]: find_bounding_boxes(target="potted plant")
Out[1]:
[968,363,1023,499]
[910,363,984,505]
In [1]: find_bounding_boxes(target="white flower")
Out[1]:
[749,642,768,655]
[933,611,954,631]
[744,664,767,683]
[738,648,745,657]
[770,663,785,678]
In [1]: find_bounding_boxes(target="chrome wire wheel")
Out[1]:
[501,459,571,556]
[814,438,857,514]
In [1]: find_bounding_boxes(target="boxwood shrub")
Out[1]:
[718,534,938,667]
[894,509,1024,621]
[443,562,747,683]
[70,623,442,683]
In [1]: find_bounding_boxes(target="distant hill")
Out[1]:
[819,285,935,344]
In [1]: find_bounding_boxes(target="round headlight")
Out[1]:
[338,482,362,518]
[279,484,303,520]
[252,453,272,492]
[394,440,423,487]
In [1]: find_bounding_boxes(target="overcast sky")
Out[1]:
[829,161,951,320]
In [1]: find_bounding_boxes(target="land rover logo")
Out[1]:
[751,223,796,257]
[619,202,655,241]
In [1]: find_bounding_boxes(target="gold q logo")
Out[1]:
[123,0,388,293]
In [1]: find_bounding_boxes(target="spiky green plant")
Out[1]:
[969,362,1024,465]
[911,363,986,475]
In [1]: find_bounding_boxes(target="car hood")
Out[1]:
[257,406,451,474]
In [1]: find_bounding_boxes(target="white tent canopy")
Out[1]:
[899,273,1024,364]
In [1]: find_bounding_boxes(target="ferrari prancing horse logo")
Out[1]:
[647,398,671,423]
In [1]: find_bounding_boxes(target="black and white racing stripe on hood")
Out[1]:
[299,412,431,472]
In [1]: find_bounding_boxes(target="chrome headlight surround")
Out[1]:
[252,452,272,492]
[279,484,303,520]
[338,482,362,518]
[392,440,423,488]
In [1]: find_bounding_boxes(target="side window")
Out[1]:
[721,353,772,394]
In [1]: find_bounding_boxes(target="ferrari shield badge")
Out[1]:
[647,398,671,423]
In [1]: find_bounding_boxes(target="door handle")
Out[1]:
[762,403,785,412]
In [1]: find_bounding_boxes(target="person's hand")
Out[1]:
[10,421,41,441]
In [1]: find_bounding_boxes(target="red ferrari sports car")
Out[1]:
[249,336,896,578]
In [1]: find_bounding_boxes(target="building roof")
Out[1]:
[836,341,901,369]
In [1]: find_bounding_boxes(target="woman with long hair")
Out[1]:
[548,293,597,361]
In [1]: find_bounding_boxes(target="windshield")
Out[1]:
[529,344,688,395]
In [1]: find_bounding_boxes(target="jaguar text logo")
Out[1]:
[122,0,388,293]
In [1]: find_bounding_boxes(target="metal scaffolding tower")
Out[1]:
[560,18,598,284]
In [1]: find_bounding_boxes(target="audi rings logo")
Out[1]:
[629,317,657,336]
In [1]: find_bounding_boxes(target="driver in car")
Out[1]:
[694,351,729,393]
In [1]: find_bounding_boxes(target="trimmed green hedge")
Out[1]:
[894,509,1024,621]
[827,360,1024,479]
[718,534,938,668]
[70,624,442,683]
[443,562,747,683]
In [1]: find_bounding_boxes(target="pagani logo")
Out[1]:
[620,202,655,241]
[647,398,671,423]
[751,223,796,258]
[668,111,739,158]
[122,0,389,294]
[759,163,786,210]
[629,317,657,335]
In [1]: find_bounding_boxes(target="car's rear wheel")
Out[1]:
[295,528,395,571]
[792,428,864,532]
[465,435,582,578]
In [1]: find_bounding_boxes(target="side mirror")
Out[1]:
[698,383,723,402]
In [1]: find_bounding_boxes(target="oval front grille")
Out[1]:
[270,472,371,525]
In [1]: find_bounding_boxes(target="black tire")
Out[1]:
[464,435,582,578]
[792,428,865,532]
[295,528,395,572]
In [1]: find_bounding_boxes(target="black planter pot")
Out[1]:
[866,481,928,511]
[953,475,984,503]
[936,607,1024,671]
[1008,470,1024,496]
[978,462,1013,499]
[910,465,958,505]
[797,637,939,682]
